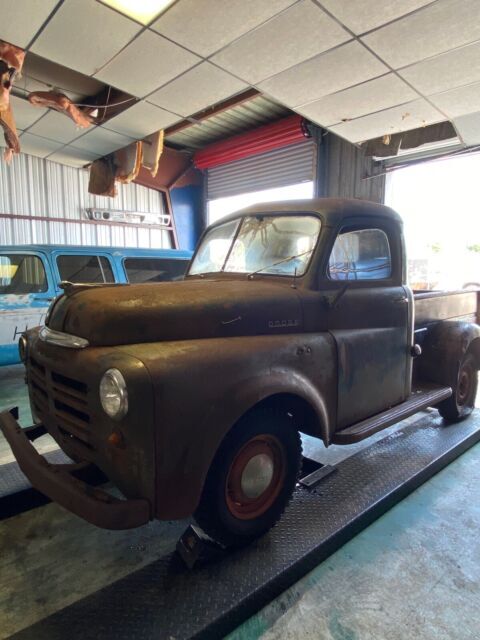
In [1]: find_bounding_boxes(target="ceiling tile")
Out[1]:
[362,0,480,69]
[329,99,445,143]
[48,145,99,168]
[431,82,480,118]
[399,41,480,96]
[72,127,134,155]
[148,62,247,117]
[10,96,47,130]
[319,0,434,35]
[104,101,180,138]
[1,0,59,48]
[152,0,297,57]
[19,132,63,158]
[27,111,85,144]
[453,111,480,145]
[211,1,350,84]
[95,30,200,98]
[31,0,141,75]
[297,74,418,126]
[258,41,387,108]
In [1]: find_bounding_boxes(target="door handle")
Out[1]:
[394,297,408,304]
[33,297,54,302]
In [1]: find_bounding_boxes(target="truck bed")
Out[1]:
[414,290,479,330]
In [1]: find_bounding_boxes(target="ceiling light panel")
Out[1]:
[95,30,200,97]
[100,0,175,24]
[0,0,59,47]
[31,0,141,76]
[431,82,480,119]
[319,0,434,35]
[104,101,180,137]
[211,0,350,85]
[72,127,134,155]
[362,0,480,69]
[329,99,445,143]
[399,41,480,96]
[148,62,247,117]
[453,111,480,145]
[19,132,64,158]
[297,74,418,127]
[258,41,387,108]
[10,96,47,130]
[27,111,84,144]
[152,0,297,57]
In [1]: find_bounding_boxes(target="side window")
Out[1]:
[124,258,188,283]
[0,254,47,293]
[328,228,392,281]
[57,255,115,284]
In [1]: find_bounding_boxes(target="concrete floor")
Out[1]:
[1,365,479,639]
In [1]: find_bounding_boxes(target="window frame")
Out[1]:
[55,253,116,285]
[0,252,49,295]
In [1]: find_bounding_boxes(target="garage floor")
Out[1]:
[1,365,479,639]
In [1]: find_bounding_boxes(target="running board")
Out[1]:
[332,385,452,445]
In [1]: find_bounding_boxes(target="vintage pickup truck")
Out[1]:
[1,199,479,547]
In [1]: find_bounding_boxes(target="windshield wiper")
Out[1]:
[247,249,314,278]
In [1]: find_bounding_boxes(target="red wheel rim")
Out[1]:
[457,364,473,405]
[225,435,286,520]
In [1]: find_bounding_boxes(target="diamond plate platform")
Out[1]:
[7,413,480,640]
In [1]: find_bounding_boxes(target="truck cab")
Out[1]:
[1,199,479,547]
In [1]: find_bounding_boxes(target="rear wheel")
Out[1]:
[194,409,302,547]
[438,353,478,422]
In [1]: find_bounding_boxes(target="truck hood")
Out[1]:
[47,279,303,346]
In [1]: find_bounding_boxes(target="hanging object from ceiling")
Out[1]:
[28,91,95,128]
[0,40,25,162]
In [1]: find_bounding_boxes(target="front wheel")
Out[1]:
[438,353,478,422]
[194,408,302,548]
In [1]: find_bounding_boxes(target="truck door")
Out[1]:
[324,218,410,429]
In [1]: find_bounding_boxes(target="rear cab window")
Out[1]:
[124,258,188,283]
[0,254,48,294]
[56,255,115,284]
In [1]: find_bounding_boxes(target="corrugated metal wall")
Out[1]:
[0,153,172,248]
[322,133,385,204]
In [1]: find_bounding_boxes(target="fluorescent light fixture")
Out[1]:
[101,0,176,24]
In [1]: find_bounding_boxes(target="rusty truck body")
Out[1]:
[1,198,479,546]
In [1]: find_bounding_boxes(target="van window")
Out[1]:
[328,228,392,281]
[57,255,115,284]
[0,254,47,294]
[124,258,188,283]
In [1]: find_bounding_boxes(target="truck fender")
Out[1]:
[418,321,480,389]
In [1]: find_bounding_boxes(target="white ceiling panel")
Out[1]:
[329,99,445,143]
[72,127,134,155]
[362,0,480,69]
[104,101,180,138]
[152,0,297,57]
[399,41,480,96]
[453,111,480,145]
[19,132,63,158]
[48,145,99,168]
[318,0,435,35]
[211,1,350,84]
[27,111,85,144]
[148,62,247,117]
[10,96,47,130]
[95,30,200,98]
[297,74,418,127]
[431,82,480,119]
[258,41,387,108]
[0,0,59,48]
[31,0,141,76]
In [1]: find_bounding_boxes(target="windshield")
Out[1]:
[0,254,47,294]
[189,215,321,277]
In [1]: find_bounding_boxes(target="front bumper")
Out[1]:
[0,408,150,530]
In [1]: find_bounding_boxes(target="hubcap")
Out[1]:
[457,366,472,405]
[225,434,286,520]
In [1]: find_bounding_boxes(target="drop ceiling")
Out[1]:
[3,0,480,169]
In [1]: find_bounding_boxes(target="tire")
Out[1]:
[194,408,302,548]
[438,353,478,422]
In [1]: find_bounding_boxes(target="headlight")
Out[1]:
[18,335,28,363]
[99,369,128,420]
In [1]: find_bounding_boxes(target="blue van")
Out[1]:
[0,245,192,365]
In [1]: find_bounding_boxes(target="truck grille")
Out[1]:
[29,356,92,451]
